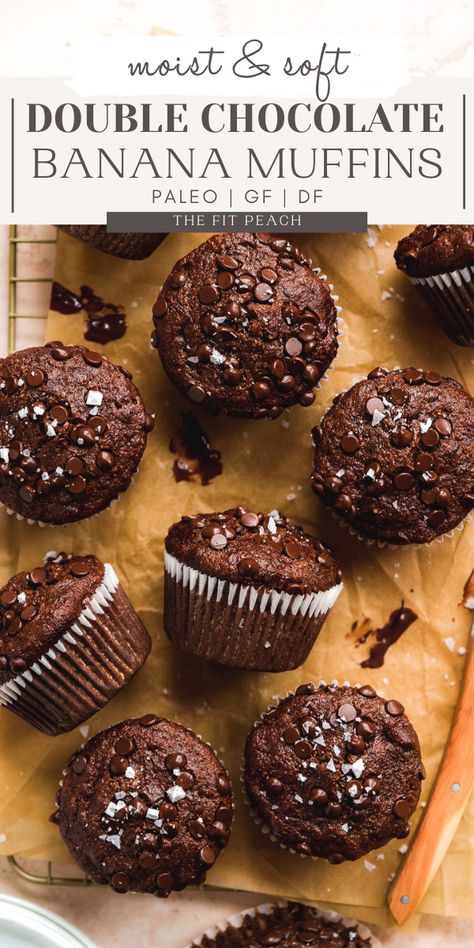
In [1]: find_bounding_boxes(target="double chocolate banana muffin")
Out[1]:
[311,367,474,545]
[395,225,474,345]
[193,902,373,948]
[0,343,154,524]
[164,507,342,671]
[53,715,233,896]
[152,233,339,419]
[0,553,150,735]
[58,226,167,260]
[244,683,424,863]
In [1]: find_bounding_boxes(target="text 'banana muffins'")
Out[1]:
[152,232,339,419]
[53,715,233,896]
[164,508,342,671]
[244,683,424,863]
[191,902,373,948]
[395,224,474,346]
[0,343,154,524]
[0,553,150,735]
[58,226,167,260]
[311,367,474,545]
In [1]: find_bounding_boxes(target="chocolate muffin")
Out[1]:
[0,343,154,524]
[164,508,342,671]
[0,552,151,735]
[58,226,167,260]
[53,715,233,896]
[191,902,374,948]
[311,367,474,545]
[244,682,424,863]
[151,233,339,419]
[394,225,474,345]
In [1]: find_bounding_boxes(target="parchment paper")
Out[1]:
[0,227,472,929]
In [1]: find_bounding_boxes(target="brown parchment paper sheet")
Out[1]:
[0,227,472,929]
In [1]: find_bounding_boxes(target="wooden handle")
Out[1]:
[388,625,474,924]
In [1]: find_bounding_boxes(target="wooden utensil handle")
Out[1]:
[388,633,474,925]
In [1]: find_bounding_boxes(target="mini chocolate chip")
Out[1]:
[385,700,404,716]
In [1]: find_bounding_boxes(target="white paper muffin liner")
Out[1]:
[410,264,474,346]
[0,564,151,735]
[185,900,380,948]
[164,551,343,671]
[312,366,472,549]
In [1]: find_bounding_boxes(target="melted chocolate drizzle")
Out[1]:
[50,282,126,344]
[169,412,222,486]
[358,604,417,668]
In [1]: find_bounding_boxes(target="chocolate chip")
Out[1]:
[165,752,187,770]
[66,457,84,477]
[138,852,156,869]
[421,428,440,448]
[424,371,442,385]
[358,685,376,697]
[83,350,103,367]
[338,703,357,722]
[199,845,216,866]
[404,367,423,383]
[51,347,71,362]
[187,384,206,403]
[390,387,407,405]
[90,415,108,435]
[109,755,128,776]
[434,417,452,436]
[26,368,45,388]
[50,405,68,424]
[241,511,259,528]
[0,588,16,607]
[393,798,411,818]
[283,538,301,560]
[20,605,37,621]
[283,725,300,744]
[254,282,273,303]
[285,337,303,357]
[357,721,376,741]
[294,739,312,759]
[310,787,328,806]
[341,434,360,454]
[385,700,404,716]
[414,452,432,473]
[152,298,167,319]
[169,271,186,289]
[259,267,278,284]
[70,561,91,577]
[238,557,259,578]
[188,819,205,839]
[96,450,115,472]
[156,871,173,890]
[394,472,415,491]
[111,872,129,891]
[139,714,160,727]
[210,533,227,550]
[198,284,219,305]
[217,271,234,290]
[391,427,413,448]
[19,485,34,504]
[215,805,233,823]
[427,509,446,528]
[114,737,135,757]
[216,255,239,271]
[69,476,86,495]
[365,397,385,417]
[29,568,46,586]
[176,771,194,790]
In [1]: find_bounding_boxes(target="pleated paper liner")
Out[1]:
[410,264,474,346]
[164,550,343,671]
[185,900,380,948]
[0,564,151,735]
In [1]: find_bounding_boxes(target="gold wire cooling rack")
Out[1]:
[7,224,88,887]
[8,224,57,355]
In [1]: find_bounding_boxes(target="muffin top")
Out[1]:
[195,902,372,948]
[394,225,474,277]
[0,343,153,524]
[0,553,105,684]
[311,367,474,545]
[165,507,342,593]
[58,226,167,260]
[53,716,233,895]
[152,233,338,419]
[244,683,424,863]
